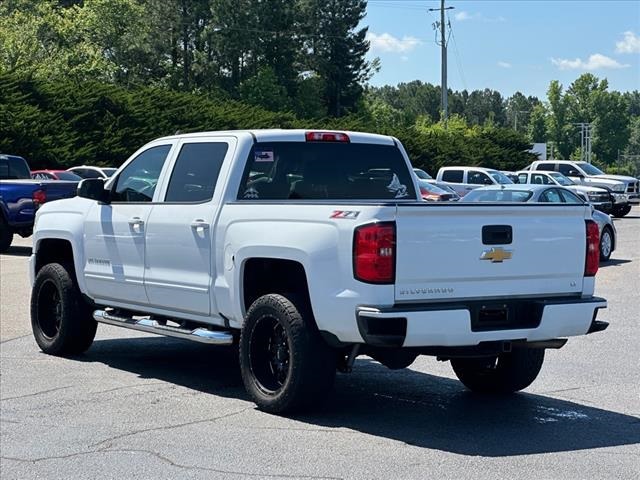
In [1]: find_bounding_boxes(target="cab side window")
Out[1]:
[111,145,172,202]
[539,189,563,203]
[164,142,228,203]
[535,162,556,172]
[468,171,492,185]
[558,163,580,176]
[531,173,552,185]
[442,169,464,183]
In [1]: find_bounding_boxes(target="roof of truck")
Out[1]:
[155,129,397,145]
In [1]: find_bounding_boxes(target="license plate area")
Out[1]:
[470,301,543,332]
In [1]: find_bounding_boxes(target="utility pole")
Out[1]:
[575,122,593,163]
[429,0,454,123]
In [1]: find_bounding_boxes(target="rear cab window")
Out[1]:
[237,142,416,200]
[535,162,556,172]
[441,169,464,183]
[0,155,31,180]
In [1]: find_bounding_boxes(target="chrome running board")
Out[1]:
[93,310,234,345]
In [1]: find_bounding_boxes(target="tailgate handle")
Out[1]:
[482,225,512,245]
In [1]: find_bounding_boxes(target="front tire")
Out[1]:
[451,348,545,394]
[612,204,631,218]
[239,294,336,414]
[599,226,613,261]
[31,263,97,356]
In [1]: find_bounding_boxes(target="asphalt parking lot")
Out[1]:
[1,207,639,480]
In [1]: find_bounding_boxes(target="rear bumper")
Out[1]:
[356,296,607,348]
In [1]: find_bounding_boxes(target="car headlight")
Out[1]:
[613,193,628,201]
[612,184,626,192]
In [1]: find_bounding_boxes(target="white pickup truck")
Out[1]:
[29,130,608,413]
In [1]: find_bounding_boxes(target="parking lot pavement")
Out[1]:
[1,208,639,480]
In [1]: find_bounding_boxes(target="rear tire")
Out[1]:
[599,226,613,261]
[612,204,631,218]
[31,263,97,356]
[0,217,13,253]
[239,294,336,414]
[451,348,545,394]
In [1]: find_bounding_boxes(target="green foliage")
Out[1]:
[239,67,290,112]
[0,74,537,175]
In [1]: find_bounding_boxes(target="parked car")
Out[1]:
[417,179,459,201]
[30,129,607,413]
[0,154,78,252]
[435,166,513,196]
[67,166,117,179]
[526,160,637,217]
[516,170,612,213]
[413,168,433,180]
[32,170,83,181]
[461,184,615,261]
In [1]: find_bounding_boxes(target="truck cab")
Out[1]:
[435,166,513,196]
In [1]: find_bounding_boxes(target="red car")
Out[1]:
[31,170,83,181]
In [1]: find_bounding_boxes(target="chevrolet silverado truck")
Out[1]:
[29,130,608,413]
[0,154,78,252]
[527,160,638,217]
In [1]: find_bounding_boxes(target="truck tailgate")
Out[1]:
[394,204,589,302]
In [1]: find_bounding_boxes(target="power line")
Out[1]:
[447,12,467,92]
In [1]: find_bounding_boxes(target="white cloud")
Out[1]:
[551,53,630,71]
[454,11,505,22]
[367,32,421,53]
[615,31,640,54]
[497,61,512,68]
[454,11,472,21]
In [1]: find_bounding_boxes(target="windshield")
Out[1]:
[576,162,604,175]
[103,168,117,177]
[413,168,432,180]
[489,171,514,185]
[56,171,82,181]
[549,172,574,186]
[461,189,533,203]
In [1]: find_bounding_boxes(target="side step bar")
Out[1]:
[93,310,234,345]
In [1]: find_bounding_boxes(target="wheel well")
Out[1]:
[36,239,75,275]
[243,258,312,313]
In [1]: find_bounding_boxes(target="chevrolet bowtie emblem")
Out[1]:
[480,247,512,263]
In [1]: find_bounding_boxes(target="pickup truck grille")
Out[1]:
[588,192,610,203]
[627,181,639,194]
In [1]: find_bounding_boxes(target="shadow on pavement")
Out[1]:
[78,336,640,457]
[1,245,32,257]
[600,258,632,267]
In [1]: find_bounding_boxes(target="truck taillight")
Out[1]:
[305,131,350,142]
[585,220,599,276]
[353,222,395,284]
[33,189,47,207]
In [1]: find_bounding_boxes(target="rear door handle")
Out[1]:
[128,216,144,226]
[191,219,210,230]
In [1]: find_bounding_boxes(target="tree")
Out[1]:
[546,80,572,159]
[301,0,375,116]
[527,103,547,143]
[239,67,290,112]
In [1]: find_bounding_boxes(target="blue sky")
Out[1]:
[364,0,640,99]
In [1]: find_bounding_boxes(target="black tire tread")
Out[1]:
[31,263,97,356]
[451,348,545,394]
[599,226,613,261]
[240,293,335,414]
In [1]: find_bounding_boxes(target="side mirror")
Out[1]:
[77,178,110,203]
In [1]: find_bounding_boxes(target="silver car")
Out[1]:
[462,184,616,262]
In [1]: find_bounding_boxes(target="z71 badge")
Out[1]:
[330,210,360,219]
